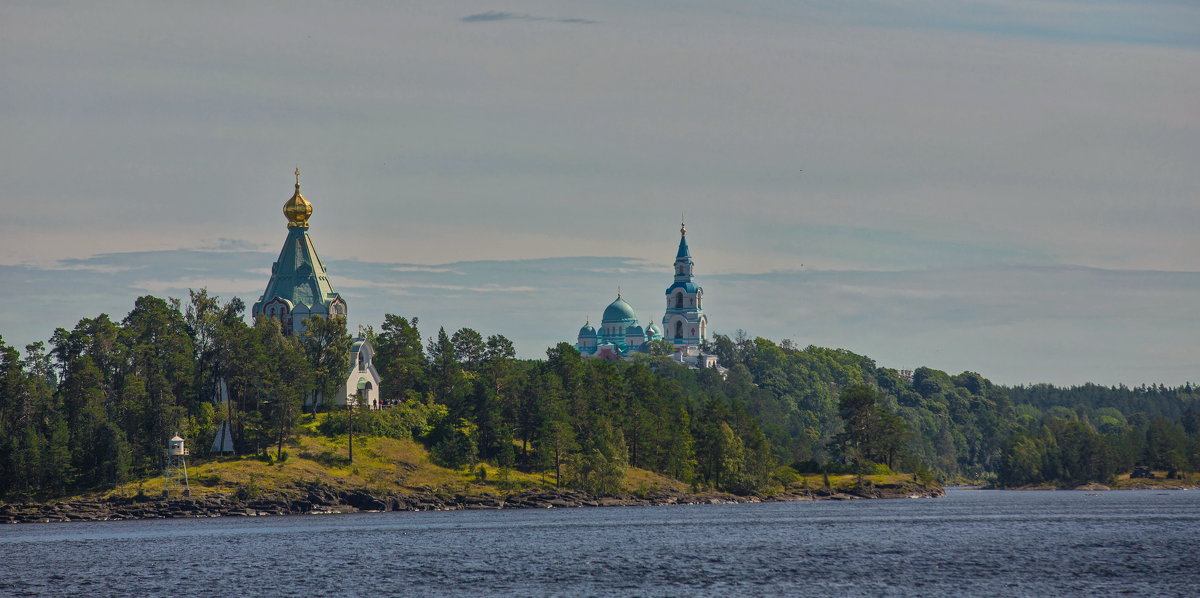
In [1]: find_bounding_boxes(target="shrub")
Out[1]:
[233,475,260,501]
[772,466,801,486]
[317,400,442,441]
[195,474,222,487]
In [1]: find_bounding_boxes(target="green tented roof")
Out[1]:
[255,227,340,309]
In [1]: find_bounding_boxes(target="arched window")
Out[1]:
[675,293,683,308]
[675,321,683,339]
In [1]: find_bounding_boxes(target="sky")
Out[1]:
[1,1,1197,386]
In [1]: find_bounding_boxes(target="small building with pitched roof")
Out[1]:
[341,337,382,410]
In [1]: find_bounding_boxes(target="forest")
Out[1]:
[0,290,1197,500]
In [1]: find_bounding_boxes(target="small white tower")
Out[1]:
[163,434,191,497]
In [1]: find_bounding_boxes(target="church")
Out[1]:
[576,220,720,369]
[252,171,382,409]
[251,170,347,335]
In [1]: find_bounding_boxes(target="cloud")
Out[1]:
[131,277,264,295]
[1,249,1196,386]
[460,11,597,25]
[200,238,265,252]
[834,0,1200,47]
[390,266,463,274]
[1,2,1196,386]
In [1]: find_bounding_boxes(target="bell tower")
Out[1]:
[662,218,707,351]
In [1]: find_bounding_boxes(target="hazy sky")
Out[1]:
[2,1,1197,385]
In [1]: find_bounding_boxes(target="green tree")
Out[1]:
[567,417,627,495]
[835,384,910,470]
[255,317,311,459]
[451,328,486,372]
[644,339,677,356]
[372,315,426,402]
[428,328,462,407]
[300,315,351,412]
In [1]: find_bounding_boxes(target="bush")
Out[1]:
[195,474,222,487]
[430,432,475,469]
[298,450,348,467]
[772,466,801,486]
[233,475,260,501]
[317,400,442,441]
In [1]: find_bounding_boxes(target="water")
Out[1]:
[1,489,1197,597]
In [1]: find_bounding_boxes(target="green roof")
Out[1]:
[254,227,340,309]
[602,296,638,324]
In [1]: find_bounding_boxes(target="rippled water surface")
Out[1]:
[2,489,1198,597]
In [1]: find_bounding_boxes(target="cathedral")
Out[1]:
[576,220,719,369]
[252,171,382,409]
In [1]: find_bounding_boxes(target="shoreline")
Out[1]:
[0,481,944,525]
[983,483,1199,491]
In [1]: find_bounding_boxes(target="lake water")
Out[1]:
[1,488,1197,597]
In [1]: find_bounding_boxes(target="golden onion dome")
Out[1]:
[284,168,313,228]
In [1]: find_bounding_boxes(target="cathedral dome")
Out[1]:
[602,296,638,324]
[284,169,313,228]
[579,323,597,337]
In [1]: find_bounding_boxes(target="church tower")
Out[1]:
[251,170,346,335]
[662,218,707,351]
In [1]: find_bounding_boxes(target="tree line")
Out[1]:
[1,291,1197,499]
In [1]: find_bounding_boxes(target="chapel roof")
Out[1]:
[255,172,341,310]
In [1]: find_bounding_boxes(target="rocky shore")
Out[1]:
[0,480,943,524]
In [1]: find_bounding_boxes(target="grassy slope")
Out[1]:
[1108,471,1199,490]
[780,473,932,494]
[96,415,939,501]
[106,417,688,501]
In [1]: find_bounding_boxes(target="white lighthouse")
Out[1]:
[163,434,191,497]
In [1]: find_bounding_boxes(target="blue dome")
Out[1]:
[602,296,638,324]
[625,324,644,336]
[578,323,597,337]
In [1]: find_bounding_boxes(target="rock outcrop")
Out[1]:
[0,480,944,524]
